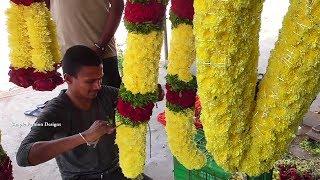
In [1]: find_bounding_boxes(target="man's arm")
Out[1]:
[27,134,84,166]
[27,120,114,166]
[94,0,124,56]
[16,104,114,167]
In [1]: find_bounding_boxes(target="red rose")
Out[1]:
[117,98,154,123]
[8,67,34,88]
[117,99,131,117]
[31,70,63,90]
[32,71,51,81]
[124,0,166,24]
[171,0,194,21]
[0,156,13,180]
[165,84,196,108]
[10,0,43,6]
[32,79,56,91]
[52,72,64,86]
[195,95,201,117]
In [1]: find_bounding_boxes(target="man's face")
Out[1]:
[68,64,103,99]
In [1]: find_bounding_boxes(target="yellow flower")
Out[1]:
[122,32,163,95]
[167,24,195,82]
[6,4,32,68]
[45,7,61,65]
[165,22,205,169]
[115,121,147,179]
[119,22,164,179]
[193,0,264,172]
[165,108,206,169]
[25,2,60,72]
[240,0,320,175]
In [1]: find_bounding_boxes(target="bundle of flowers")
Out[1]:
[7,0,62,91]
[164,0,205,170]
[115,0,167,178]
[240,0,320,175]
[194,0,320,176]
[193,0,264,172]
[0,131,13,180]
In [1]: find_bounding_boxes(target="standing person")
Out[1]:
[46,0,123,88]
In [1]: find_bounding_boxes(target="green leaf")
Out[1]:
[166,102,194,114]
[169,11,193,28]
[115,112,146,127]
[166,74,197,91]
[125,21,163,34]
[119,84,159,107]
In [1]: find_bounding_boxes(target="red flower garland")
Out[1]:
[0,156,13,180]
[8,67,34,88]
[124,0,166,24]
[9,67,63,91]
[171,0,194,21]
[117,98,155,123]
[278,164,313,180]
[10,0,43,6]
[166,84,196,108]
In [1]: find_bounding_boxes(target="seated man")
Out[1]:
[16,45,125,179]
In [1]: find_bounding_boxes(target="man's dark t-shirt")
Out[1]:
[16,86,119,179]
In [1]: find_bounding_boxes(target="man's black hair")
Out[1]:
[62,45,102,76]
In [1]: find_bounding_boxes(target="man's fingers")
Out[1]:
[104,127,115,134]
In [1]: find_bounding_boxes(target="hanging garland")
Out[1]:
[115,0,167,178]
[240,0,320,176]
[194,0,320,176]
[7,0,62,91]
[0,131,13,180]
[164,0,205,170]
[193,0,264,172]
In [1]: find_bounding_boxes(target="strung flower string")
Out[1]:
[164,0,206,170]
[115,0,167,178]
[7,1,62,91]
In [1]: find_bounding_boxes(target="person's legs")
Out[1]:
[102,56,121,88]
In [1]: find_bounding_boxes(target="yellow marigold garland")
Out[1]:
[122,32,163,95]
[167,24,195,82]
[164,2,206,169]
[115,122,147,178]
[193,0,264,172]
[25,2,59,72]
[45,7,61,65]
[6,1,62,91]
[165,108,205,169]
[116,32,163,178]
[6,4,32,69]
[240,0,320,175]
[116,0,167,178]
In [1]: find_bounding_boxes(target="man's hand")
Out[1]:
[81,120,115,143]
[21,120,114,166]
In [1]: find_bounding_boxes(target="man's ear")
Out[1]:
[64,73,73,84]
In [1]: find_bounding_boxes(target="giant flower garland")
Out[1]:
[164,0,205,170]
[115,0,167,178]
[7,0,62,91]
[193,0,264,172]
[240,0,320,176]
[0,131,13,180]
[194,0,320,176]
